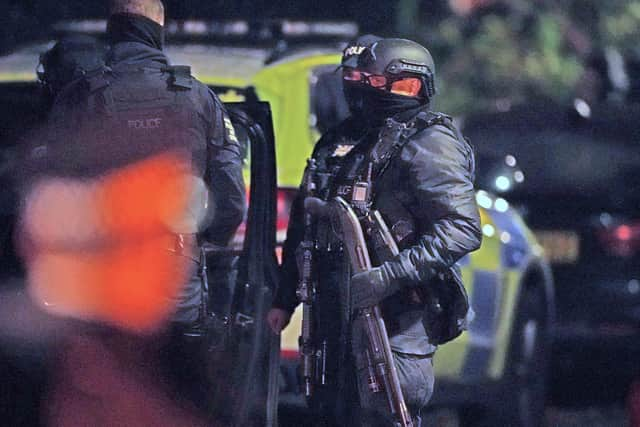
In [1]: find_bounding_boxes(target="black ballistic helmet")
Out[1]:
[37,35,105,97]
[341,38,436,100]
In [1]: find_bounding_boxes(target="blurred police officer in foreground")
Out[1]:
[45,0,246,328]
[268,36,481,426]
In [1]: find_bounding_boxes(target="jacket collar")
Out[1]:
[107,42,169,68]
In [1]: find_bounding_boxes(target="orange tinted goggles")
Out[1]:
[342,69,423,97]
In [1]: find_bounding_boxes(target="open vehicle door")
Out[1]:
[203,89,280,427]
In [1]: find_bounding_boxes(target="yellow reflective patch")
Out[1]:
[332,144,354,157]
[488,269,521,379]
[281,305,303,351]
[469,208,501,271]
[223,116,239,144]
[434,335,470,378]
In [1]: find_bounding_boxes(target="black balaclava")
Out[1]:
[107,13,165,50]
[344,81,426,127]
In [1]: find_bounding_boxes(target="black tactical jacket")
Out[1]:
[44,35,246,246]
[275,108,482,354]
[35,22,246,323]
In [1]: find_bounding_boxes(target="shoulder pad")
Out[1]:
[406,111,460,139]
[416,111,469,149]
[412,111,451,129]
[164,65,193,90]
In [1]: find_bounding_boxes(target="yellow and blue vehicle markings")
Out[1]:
[439,191,542,381]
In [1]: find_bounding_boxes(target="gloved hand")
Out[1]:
[350,263,402,309]
[304,196,330,217]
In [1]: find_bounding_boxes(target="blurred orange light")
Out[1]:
[22,152,196,334]
[616,225,632,242]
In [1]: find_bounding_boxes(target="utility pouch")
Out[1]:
[420,267,472,345]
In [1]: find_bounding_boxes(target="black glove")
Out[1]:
[350,263,402,309]
[304,196,330,217]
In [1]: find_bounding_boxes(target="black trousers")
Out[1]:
[310,316,435,427]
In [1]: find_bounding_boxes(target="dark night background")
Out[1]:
[0,0,434,54]
[3,0,638,114]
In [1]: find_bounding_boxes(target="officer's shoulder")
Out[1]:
[182,74,226,116]
[189,74,209,94]
[160,64,195,91]
[188,76,224,107]
[403,112,467,156]
[161,65,211,100]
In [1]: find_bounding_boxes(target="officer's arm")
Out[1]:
[273,191,306,314]
[384,126,482,285]
[204,98,247,246]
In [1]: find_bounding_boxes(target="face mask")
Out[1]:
[344,82,425,125]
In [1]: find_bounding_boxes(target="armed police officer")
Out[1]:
[268,36,481,426]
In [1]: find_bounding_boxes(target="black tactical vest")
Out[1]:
[310,112,474,346]
[312,112,461,214]
[49,64,208,179]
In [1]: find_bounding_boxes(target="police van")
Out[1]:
[0,20,553,426]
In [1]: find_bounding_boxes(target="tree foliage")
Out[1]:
[401,0,640,114]
[600,1,640,50]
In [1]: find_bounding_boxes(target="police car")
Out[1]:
[0,20,553,426]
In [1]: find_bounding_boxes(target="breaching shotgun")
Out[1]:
[331,196,414,427]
